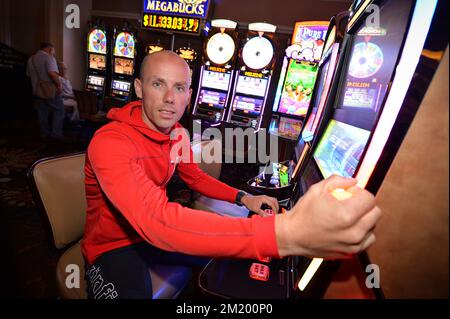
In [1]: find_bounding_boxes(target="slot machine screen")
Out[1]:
[114,32,135,59]
[277,117,303,140]
[201,70,231,91]
[87,75,105,86]
[277,61,318,116]
[112,80,131,93]
[335,0,411,130]
[88,29,107,54]
[198,89,227,109]
[302,59,331,138]
[233,96,263,115]
[235,75,269,97]
[313,119,370,179]
[114,58,134,75]
[89,54,106,71]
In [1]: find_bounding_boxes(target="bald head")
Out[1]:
[140,50,191,86]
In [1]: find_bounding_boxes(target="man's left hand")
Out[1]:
[241,195,279,217]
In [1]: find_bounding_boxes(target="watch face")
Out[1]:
[206,32,236,65]
[242,36,274,70]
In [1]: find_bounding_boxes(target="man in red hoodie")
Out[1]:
[82,51,381,299]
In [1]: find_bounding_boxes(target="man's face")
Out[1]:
[135,53,192,134]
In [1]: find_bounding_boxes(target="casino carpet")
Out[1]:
[0,116,96,298]
[0,114,259,299]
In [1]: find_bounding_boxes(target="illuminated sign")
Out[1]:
[145,44,165,54]
[176,46,198,62]
[243,71,263,78]
[142,13,201,34]
[143,0,211,19]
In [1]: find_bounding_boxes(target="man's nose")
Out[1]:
[163,88,175,104]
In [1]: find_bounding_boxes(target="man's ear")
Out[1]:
[185,88,193,112]
[134,78,143,99]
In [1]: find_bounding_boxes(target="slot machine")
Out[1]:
[192,19,239,127]
[110,26,138,103]
[226,23,277,131]
[269,21,329,141]
[289,12,350,184]
[290,0,445,298]
[246,13,349,202]
[198,0,446,299]
[85,24,108,97]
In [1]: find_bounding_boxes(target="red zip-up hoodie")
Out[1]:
[81,101,279,264]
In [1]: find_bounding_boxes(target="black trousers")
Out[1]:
[84,242,209,299]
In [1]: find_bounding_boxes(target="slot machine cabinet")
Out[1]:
[226,23,277,131]
[85,24,109,98]
[269,21,329,141]
[289,12,350,182]
[192,19,239,128]
[109,25,138,104]
[291,0,446,298]
[198,0,447,300]
[246,14,349,203]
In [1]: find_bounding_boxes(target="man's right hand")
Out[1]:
[275,175,382,259]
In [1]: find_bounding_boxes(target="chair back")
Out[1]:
[28,153,87,249]
[74,90,99,119]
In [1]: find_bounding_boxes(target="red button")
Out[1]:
[249,263,270,281]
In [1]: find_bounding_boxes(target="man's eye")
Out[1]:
[176,86,186,92]
[152,82,162,88]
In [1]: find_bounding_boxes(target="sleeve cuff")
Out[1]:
[252,214,280,259]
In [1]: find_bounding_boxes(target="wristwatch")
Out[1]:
[235,190,248,206]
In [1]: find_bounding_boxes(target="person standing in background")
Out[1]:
[26,42,65,140]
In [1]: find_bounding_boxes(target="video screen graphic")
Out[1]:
[343,87,379,109]
[278,117,302,140]
[313,120,371,178]
[88,29,107,54]
[233,96,263,115]
[112,80,131,93]
[87,75,105,86]
[89,54,106,71]
[235,76,268,97]
[348,42,384,79]
[114,32,135,59]
[292,23,328,62]
[337,8,410,118]
[277,61,318,116]
[201,70,231,91]
[114,58,134,75]
[198,89,227,109]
